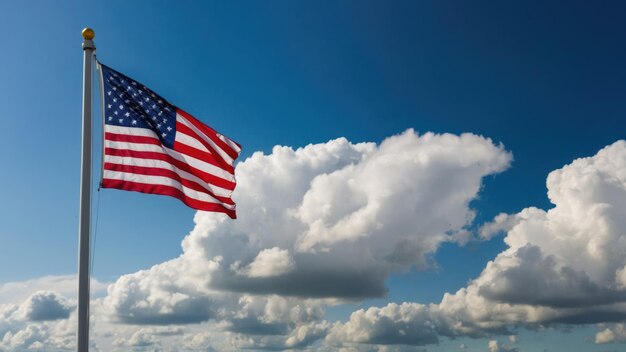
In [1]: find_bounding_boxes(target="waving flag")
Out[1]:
[97,62,241,218]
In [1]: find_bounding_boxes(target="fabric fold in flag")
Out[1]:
[97,62,241,218]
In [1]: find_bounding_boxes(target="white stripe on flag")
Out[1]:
[105,125,157,138]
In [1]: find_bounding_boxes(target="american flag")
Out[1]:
[97,62,241,218]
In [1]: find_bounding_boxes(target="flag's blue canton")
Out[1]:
[100,63,177,148]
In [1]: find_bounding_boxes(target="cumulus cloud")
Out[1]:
[0,275,107,305]
[329,140,626,347]
[113,329,159,348]
[465,140,626,318]
[104,259,223,325]
[596,323,626,344]
[478,213,523,241]
[241,247,296,278]
[326,303,441,346]
[201,131,510,299]
[1,324,51,351]
[487,339,519,352]
[0,313,77,352]
[233,321,330,350]
[101,130,511,329]
[14,291,74,321]
[182,331,219,351]
[0,276,112,352]
[219,295,325,336]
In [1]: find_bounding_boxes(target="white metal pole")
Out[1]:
[78,27,95,352]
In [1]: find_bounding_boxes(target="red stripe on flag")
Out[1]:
[105,132,161,146]
[101,178,237,219]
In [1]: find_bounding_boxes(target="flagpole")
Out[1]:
[78,27,95,352]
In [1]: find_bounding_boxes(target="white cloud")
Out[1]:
[14,291,74,322]
[113,329,159,348]
[463,140,626,315]
[232,321,330,350]
[488,340,499,352]
[596,323,626,344]
[182,331,219,351]
[478,213,522,241]
[487,339,518,352]
[0,276,111,352]
[293,132,511,254]
[1,324,50,351]
[0,315,77,352]
[0,275,107,305]
[103,257,223,325]
[329,140,626,347]
[326,303,441,346]
[242,247,295,278]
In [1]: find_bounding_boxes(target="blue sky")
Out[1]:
[1,1,626,351]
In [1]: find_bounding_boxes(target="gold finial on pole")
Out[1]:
[82,28,95,40]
